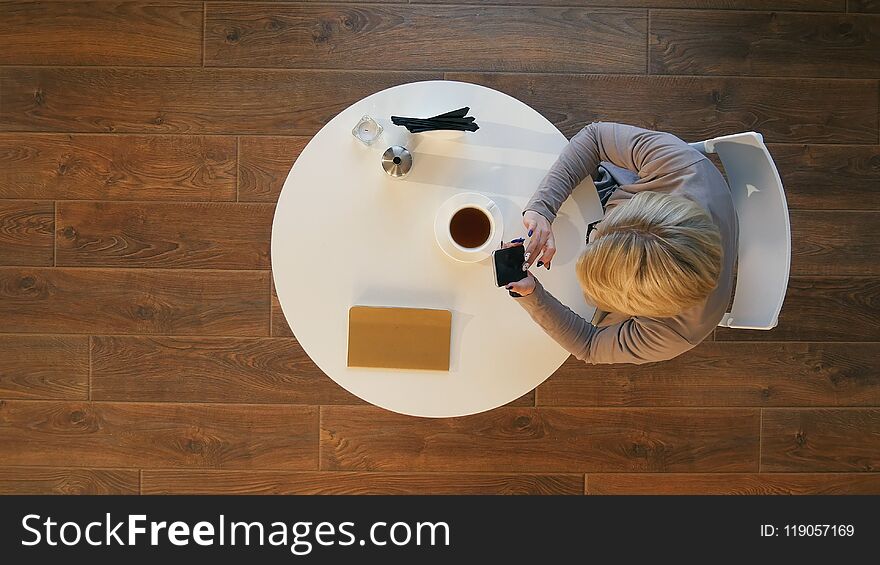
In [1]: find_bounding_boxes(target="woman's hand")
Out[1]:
[507,272,536,296]
[522,210,555,270]
[501,241,537,297]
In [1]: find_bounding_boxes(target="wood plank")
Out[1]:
[849,1,880,13]
[537,342,880,407]
[0,267,270,335]
[209,0,402,2]
[0,401,318,470]
[56,202,273,269]
[321,406,759,472]
[0,68,441,135]
[0,201,54,266]
[206,4,646,73]
[413,1,842,9]
[587,473,880,494]
[239,136,309,202]
[91,336,360,404]
[768,144,880,210]
[271,281,294,337]
[445,73,878,143]
[716,276,879,341]
[0,467,139,495]
[791,211,879,275]
[0,134,237,201]
[0,1,202,66]
[142,470,582,495]
[762,409,880,472]
[650,11,880,78]
[507,392,537,407]
[0,335,89,400]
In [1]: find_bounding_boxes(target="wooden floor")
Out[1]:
[0,1,878,495]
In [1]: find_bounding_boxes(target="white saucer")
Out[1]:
[434,192,504,263]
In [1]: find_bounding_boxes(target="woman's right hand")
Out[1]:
[522,210,555,270]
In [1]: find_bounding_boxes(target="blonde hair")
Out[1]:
[576,191,722,318]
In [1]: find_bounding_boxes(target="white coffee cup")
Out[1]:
[434,193,502,263]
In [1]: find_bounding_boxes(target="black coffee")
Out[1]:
[449,207,491,248]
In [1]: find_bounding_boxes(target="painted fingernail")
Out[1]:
[528,229,533,237]
[547,262,551,270]
[505,285,512,290]
[522,263,529,271]
[524,252,531,261]
[511,238,525,243]
[537,261,544,267]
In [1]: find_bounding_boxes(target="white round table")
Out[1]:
[272,80,603,417]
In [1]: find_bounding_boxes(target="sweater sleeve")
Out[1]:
[512,278,695,365]
[524,122,706,222]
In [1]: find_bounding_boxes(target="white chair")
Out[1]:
[688,132,791,330]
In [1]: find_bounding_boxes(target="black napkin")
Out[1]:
[391,107,479,133]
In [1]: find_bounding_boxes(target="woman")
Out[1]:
[502,122,738,364]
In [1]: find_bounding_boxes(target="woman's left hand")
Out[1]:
[507,272,536,297]
[500,240,537,297]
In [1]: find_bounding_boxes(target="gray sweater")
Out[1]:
[516,122,738,364]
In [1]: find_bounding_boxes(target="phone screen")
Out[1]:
[493,245,528,287]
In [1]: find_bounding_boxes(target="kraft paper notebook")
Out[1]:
[347,306,452,371]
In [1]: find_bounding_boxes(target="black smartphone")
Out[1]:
[492,245,528,287]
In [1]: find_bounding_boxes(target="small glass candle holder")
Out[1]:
[351,115,383,145]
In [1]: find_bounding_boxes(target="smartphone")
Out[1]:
[492,245,528,287]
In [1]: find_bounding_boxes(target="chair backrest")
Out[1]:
[689,132,791,330]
